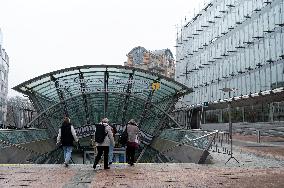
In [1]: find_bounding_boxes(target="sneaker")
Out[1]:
[64,162,69,167]
[104,167,110,170]
[93,164,97,169]
[109,162,112,165]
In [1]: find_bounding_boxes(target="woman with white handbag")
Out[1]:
[126,119,140,166]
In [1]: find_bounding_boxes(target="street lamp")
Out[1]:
[220,87,239,164]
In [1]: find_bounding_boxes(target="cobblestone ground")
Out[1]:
[1,122,284,188]
[233,134,284,161]
[0,163,284,188]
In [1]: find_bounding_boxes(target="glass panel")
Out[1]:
[260,69,266,91]
[277,62,284,85]
[271,64,277,89]
[26,76,51,89]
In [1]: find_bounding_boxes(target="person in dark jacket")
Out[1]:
[57,117,78,167]
[93,118,115,170]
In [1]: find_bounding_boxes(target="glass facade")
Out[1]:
[13,65,191,139]
[176,0,284,106]
[0,29,9,128]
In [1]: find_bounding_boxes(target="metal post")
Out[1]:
[200,105,204,127]
[203,110,206,124]
[228,101,232,140]
[104,70,109,118]
[242,107,245,122]
[225,90,239,165]
[257,130,261,143]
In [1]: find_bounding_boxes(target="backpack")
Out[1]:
[95,124,107,143]
[110,124,117,135]
[119,126,128,146]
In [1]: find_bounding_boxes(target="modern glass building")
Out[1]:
[0,29,9,128]
[2,65,206,164]
[175,0,284,124]
[13,65,191,141]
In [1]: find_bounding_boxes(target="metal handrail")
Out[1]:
[160,130,219,155]
[0,139,42,155]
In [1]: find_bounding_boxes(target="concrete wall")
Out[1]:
[0,147,34,163]
[20,138,56,154]
[0,138,56,163]
[151,137,212,163]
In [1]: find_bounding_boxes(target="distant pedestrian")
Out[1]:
[56,117,78,167]
[93,118,115,170]
[109,123,117,164]
[126,119,139,166]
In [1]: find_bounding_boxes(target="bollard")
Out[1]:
[257,130,261,143]
[225,133,229,143]
[212,144,216,152]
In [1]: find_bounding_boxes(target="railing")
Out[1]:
[159,130,219,155]
[155,129,234,163]
[208,131,231,155]
[0,139,42,156]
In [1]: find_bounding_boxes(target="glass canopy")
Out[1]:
[13,65,192,140]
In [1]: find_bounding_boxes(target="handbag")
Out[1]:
[119,125,128,146]
[134,135,139,145]
[133,135,139,148]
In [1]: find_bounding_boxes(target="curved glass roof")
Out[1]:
[13,65,192,138]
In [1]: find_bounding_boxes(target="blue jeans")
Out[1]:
[109,144,114,163]
[63,146,73,164]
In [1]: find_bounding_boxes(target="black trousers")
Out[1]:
[94,146,109,168]
[126,144,136,165]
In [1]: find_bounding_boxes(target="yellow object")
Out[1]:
[152,82,160,91]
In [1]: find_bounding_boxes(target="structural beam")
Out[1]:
[121,70,135,124]
[153,92,182,136]
[138,78,160,126]
[26,91,182,130]
[104,69,109,118]
[50,74,69,117]
[64,87,86,125]
[78,70,90,124]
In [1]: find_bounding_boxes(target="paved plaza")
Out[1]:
[1,122,284,187]
[1,135,284,188]
[0,163,283,188]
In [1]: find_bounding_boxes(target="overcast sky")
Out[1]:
[0,0,202,97]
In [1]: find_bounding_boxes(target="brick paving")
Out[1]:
[232,134,284,161]
[0,164,76,187]
[0,164,284,188]
[1,122,284,187]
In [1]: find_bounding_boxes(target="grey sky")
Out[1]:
[0,0,201,97]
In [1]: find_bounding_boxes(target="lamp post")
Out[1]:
[220,87,239,164]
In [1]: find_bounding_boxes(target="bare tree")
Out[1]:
[6,96,36,129]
